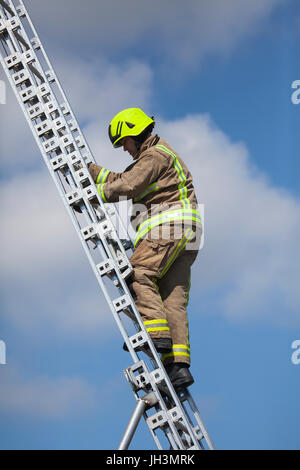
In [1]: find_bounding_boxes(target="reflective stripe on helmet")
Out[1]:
[108,121,123,148]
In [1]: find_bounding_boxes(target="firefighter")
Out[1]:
[88,108,202,389]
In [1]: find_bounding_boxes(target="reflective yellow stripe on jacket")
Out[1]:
[97,183,108,203]
[96,168,110,203]
[156,144,190,209]
[96,168,110,184]
[133,182,159,203]
[134,208,201,248]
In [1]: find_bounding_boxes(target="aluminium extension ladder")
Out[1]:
[0,0,215,450]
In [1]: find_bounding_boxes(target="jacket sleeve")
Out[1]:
[89,163,120,185]
[94,152,168,203]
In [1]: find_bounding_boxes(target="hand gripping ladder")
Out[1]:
[0,0,215,450]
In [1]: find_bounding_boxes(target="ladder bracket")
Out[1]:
[12,68,30,86]
[21,86,37,104]
[66,189,82,207]
[83,185,97,201]
[27,102,44,119]
[8,16,21,30]
[45,68,55,83]
[80,223,98,242]
[168,405,184,424]
[23,49,36,64]
[75,167,90,186]
[98,219,114,237]
[97,258,115,277]
[43,135,60,154]
[50,154,68,171]
[128,331,149,351]
[150,367,166,385]
[121,266,133,280]
[4,52,22,68]
[113,294,131,312]
[124,360,151,391]
[16,4,26,18]
[30,37,41,51]
[116,254,129,271]
[147,410,168,431]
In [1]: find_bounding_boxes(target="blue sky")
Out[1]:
[0,0,299,450]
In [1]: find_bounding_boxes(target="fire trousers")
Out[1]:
[130,225,200,366]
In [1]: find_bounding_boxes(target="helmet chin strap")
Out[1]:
[133,133,159,157]
[131,141,140,160]
[134,140,142,152]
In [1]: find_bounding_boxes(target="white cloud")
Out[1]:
[24,0,284,69]
[0,79,37,170]
[0,366,96,418]
[160,114,300,325]
[0,170,116,336]
[54,56,153,125]
[54,55,153,165]
[1,8,299,337]
[1,112,300,334]
[0,53,149,338]
[0,55,152,172]
[0,170,78,277]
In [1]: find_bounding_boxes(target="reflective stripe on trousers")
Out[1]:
[162,344,191,362]
[144,319,170,333]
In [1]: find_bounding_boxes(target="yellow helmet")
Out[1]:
[108,108,155,148]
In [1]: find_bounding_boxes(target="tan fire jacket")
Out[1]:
[89,134,201,247]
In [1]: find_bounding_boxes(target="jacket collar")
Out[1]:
[133,134,160,160]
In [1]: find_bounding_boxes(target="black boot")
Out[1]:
[165,363,194,389]
[152,337,172,353]
[123,337,172,354]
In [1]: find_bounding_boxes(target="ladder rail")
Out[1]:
[16,0,133,247]
[0,0,214,450]
[0,0,132,250]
